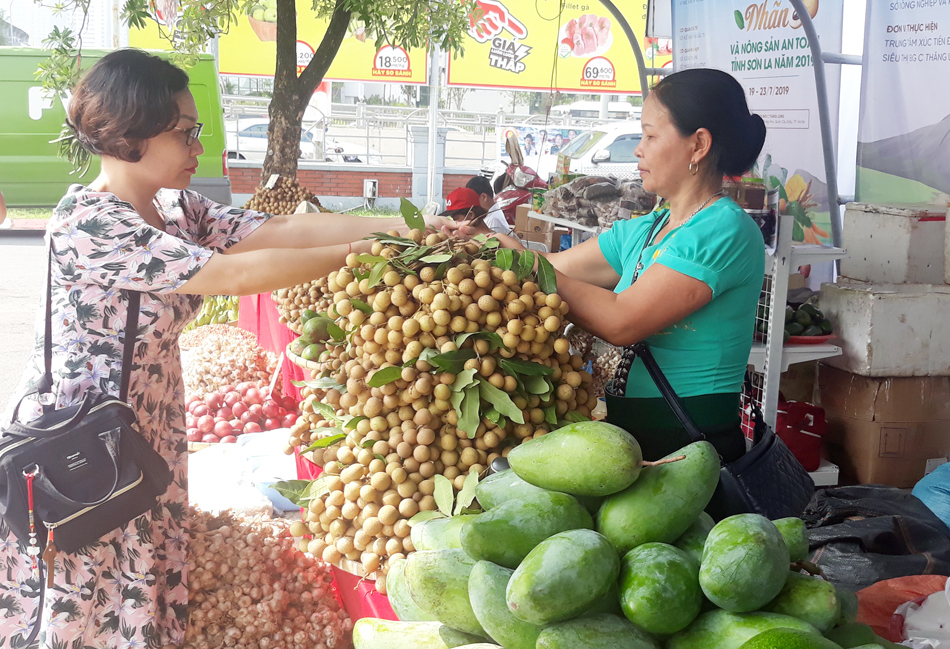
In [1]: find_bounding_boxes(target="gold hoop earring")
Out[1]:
[689,162,699,176]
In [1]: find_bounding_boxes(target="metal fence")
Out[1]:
[221,95,629,169]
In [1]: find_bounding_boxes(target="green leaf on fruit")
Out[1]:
[408,510,446,526]
[420,253,453,263]
[427,348,478,374]
[536,254,558,294]
[327,322,346,341]
[301,433,346,452]
[272,479,315,507]
[356,254,386,264]
[498,357,555,376]
[360,438,376,449]
[516,250,536,280]
[495,248,515,271]
[485,408,501,424]
[459,384,481,438]
[473,233,488,242]
[451,368,478,395]
[481,237,500,250]
[311,401,342,423]
[455,331,506,351]
[565,410,591,423]
[400,198,426,231]
[350,298,374,314]
[366,260,389,289]
[524,374,553,395]
[544,405,558,425]
[433,475,455,517]
[367,365,403,387]
[434,261,451,280]
[346,415,368,431]
[476,377,525,424]
[454,471,479,516]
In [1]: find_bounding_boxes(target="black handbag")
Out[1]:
[623,341,815,521]
[0,247,174,643]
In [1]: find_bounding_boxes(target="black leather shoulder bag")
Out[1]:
[0,246,174,644]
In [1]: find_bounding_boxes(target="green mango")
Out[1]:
[619,542,702,635]
[508,421,642,497]
[825,623,905,649]
[468,561,543,649]
[786,322,805,336]
[795,309,813,327]
[404,549,486,637]
[673,511,716,565]
[301,315,333,344]
[700,514,790,612]
[596,441,720,555]
[353,619,454,649]
[762,572,840,633]
[536,613,659,649]
[579,580,624,617]
[738,627,844,649]
[438,627,493,648]
[836,587,859,626]
[410,515,475,551]
[666,610,819,649]
[451,645,502,649]
[574,493,606,517]
[474,469,550,510]
[773,517,809,562]
[506,529,619,626]
[460,491,593,569]
[387,558,436,622]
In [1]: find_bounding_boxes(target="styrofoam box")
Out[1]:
[820,280,950,376]
[840,202,946,285]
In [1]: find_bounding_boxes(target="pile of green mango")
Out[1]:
[784,302,833,340]
[182,295,239,333]
[354,420,894,649]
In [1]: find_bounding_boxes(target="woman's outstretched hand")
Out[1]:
[423,214,475,238]
[490,232,526,251]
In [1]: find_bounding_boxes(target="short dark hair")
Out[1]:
[651,68,766,177]
[68,48,190,162]
[466,175,494,198]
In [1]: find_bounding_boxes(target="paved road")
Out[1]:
[0,236,46,408]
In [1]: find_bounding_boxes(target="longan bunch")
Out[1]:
[273,277,334,334]
[284,229,594,587]
[244,175,324,216]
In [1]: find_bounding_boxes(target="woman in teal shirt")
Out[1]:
[496,68,766,462]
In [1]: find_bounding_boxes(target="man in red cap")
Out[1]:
[441,187,492,234]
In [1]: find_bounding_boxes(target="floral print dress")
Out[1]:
[0,186,270,648]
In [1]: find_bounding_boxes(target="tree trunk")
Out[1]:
[261,0,352,182]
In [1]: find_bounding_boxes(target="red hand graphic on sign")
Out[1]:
[469,0,528,43]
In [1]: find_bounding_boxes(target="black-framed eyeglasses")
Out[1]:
[173,122,203,146]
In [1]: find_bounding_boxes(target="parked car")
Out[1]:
[322,138,384,165]
[492,120,642,183]
[556,120,642,179]
[226,119,319,161]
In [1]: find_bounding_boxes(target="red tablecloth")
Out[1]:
[238,294,398,622]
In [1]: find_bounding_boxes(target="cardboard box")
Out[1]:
[840,202,946,285]
[819,364,950,487]
[819,280,950,376]
[515,204,557,252]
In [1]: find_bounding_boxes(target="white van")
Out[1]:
[558,120,642,179]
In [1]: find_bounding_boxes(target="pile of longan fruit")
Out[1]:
[284,229,594,592]
[273,277,333,334]
[244,175,325,216]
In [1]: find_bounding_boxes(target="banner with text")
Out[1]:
[447,0,673,93]
[129,1,428,83]
[672,0,843,244]
[856,1,950,206]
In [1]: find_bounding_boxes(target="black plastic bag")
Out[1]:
[804,485,950,591]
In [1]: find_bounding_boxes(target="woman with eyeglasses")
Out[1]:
[0,48,467,649]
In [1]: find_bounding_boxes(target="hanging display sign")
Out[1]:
[446,0,672,94]
[128,1,428,84]
[855,2,950,206]
[671,0,843,244]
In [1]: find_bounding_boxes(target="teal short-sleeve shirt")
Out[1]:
[598,197,765,398]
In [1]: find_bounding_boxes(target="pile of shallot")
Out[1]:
[185,508,352,649]
[182,325,278,398]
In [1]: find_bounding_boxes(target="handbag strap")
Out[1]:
[629,342,707,444]
[39,243,141,405]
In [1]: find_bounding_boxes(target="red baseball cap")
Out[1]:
[444,187,481,212]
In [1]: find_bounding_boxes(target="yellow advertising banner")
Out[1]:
[447,0,672,93]
[128,1,428,83]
